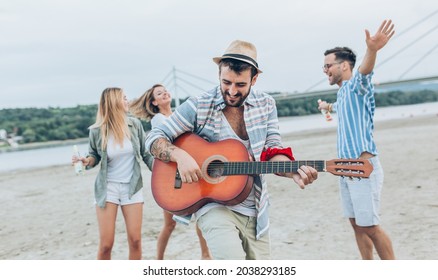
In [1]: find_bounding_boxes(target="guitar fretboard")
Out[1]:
[218,160,326,175]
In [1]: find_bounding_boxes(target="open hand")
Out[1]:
[365,19,395,52]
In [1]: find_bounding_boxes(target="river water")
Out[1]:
[0,102,437,173]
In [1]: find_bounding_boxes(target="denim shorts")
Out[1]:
[339,156,384,226]
[105,181,144,206]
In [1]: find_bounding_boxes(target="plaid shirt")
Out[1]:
[146,86,284,239]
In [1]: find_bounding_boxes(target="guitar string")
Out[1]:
[207,161,327,175]
[206,161,366,175]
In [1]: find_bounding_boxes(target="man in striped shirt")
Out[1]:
[318,20,396,260]
[146,40,318,259]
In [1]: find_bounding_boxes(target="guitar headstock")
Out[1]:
[325,159,373,178]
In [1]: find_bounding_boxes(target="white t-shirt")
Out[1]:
[106,135,134,183]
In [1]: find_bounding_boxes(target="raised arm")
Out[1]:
[359,19,395,75]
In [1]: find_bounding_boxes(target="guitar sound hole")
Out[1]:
[207,160,225,178]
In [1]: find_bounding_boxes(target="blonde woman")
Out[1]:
[130,84,211,260]
[72,87,152,259]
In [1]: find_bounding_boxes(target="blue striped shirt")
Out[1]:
[146,86,284,239]
[333,70,378,159]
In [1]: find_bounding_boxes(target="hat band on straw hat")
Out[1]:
[222,53,259,68]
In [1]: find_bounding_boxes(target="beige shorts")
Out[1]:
[197,206,270,260]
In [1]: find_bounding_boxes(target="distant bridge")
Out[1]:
[270,75,438,101]
[162,10,438,104]
[163,65,438,103]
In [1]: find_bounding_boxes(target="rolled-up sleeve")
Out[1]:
[87,128,101,169]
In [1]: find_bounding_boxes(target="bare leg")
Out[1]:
[196,224,212,260]
[350,218,374,259]
[96,203,118,260]
[122,203,143,260]
[156,210,176,259]
[350,218,395,260]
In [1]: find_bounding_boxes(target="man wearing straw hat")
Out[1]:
[146,40,318,259]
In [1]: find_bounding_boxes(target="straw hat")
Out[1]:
[212,40,262,73]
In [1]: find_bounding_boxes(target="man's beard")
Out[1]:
[329,72,342,86]
[221,86,251,107]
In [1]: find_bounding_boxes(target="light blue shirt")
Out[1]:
[333,70,378,159]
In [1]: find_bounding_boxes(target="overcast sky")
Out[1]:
[1,0,437,109]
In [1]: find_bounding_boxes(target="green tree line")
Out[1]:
[0,89,437,144]
[0,105,98,143]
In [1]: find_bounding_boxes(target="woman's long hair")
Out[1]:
[129,84,164,120]
[90,87,130,150]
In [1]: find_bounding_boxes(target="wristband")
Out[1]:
[260,147,295,161]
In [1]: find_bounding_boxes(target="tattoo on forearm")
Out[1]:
[151,138,176,162]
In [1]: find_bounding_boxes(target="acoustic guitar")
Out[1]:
[151,133,373,216]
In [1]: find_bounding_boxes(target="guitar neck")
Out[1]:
[222,160,326,175]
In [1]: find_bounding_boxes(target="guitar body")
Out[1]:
[151,133,254,216]
[151,133,373,216]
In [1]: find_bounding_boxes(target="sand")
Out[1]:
[0,115,437,260]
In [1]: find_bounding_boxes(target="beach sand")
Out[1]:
[0,115,437,260]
